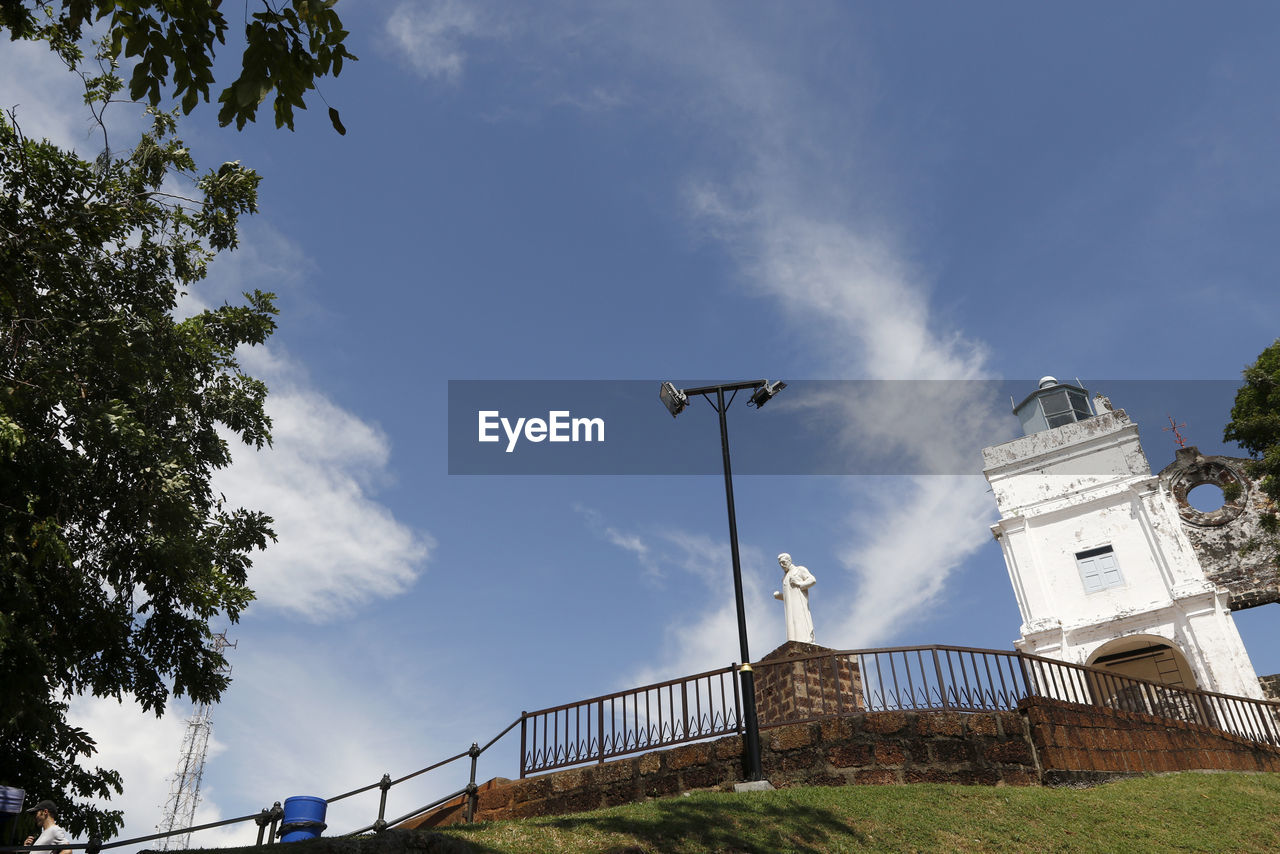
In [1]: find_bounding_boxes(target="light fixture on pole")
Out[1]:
[657,378,785,782]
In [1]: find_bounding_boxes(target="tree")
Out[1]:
[1223,339,1280,558]
[0,0,351,839]
[0,0,355,133]
[0,106,277,839]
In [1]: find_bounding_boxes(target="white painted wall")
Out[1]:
[982,406,1263,701]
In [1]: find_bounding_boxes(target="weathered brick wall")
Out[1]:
[1260,674,1280,702]
[1022,697,1280,779]
[754,641,862,726]
[764,710,1038,788]
[400,701,1280,828]
[415,710,1039,826]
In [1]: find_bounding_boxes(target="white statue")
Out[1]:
[773,553,816,643]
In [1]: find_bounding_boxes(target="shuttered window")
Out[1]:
[1077,545,1124,593]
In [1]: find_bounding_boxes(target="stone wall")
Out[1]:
[754,641,862,727]
[400,700,1280,827]
[405,709,1038,827]
[1158,447,1279,610]
[1022,697,1280,782]
[1260,674,1280,702]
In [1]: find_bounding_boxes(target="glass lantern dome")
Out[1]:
[1013,376,1094,435]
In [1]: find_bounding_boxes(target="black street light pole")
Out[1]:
[659,379,786,782]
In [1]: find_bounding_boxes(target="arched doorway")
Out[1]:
[1087,635,1198,689]
[1086,635,1200,718]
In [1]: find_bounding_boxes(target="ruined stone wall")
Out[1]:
[1158,447,1278,610]
[1260,674,1280,702]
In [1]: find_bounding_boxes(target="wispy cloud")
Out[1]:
[552,85,628,113]
[491,3,1006,659]
[574,503,665,578]
[385,1,500,83]
[566,6,1003,652]
[578,508,786,681]
[629,530,779,682]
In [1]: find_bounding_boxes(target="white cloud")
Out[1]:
[833,476,995,646]
[213,381,432,622]
[178,216,432,623]
[667,209,1003,651]
[0,41,108,152]
[385,1,495,82]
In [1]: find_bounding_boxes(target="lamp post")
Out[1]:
[659,378,786,782]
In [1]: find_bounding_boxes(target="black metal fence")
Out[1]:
[0,719,525,854]
[520,664,741,776]
[7,644,1276,852]
[519,644,1280,776]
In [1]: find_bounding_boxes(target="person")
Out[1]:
[773,553,817,643]
[24,801,70,854]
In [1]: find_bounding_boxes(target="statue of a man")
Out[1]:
[773,553,816,643]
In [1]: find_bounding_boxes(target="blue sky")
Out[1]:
[5,1,1280,847]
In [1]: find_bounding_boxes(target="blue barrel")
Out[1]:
[280,796,327,843]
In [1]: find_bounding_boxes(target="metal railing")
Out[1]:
[520,664,742,776]
[0,719,526,854]
[519,644,1280,776]
[7,644,1277,851]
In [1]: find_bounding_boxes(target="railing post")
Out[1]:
[598,701,606,765]
[465,742,481,823]
[931,648,949,710]
[255,806,274,846]
[373,773,392,833]
[268,801,282,845]
[680,681,690,740]
[731,663,743,734]
[1260,701,1279,746]
[519,712,528,778]
[1015,652,1034,702]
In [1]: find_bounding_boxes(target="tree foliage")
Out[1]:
[1224,339,1280,553]
[0,0,355,132]
[0,108,277,841]
[0,0,341,838]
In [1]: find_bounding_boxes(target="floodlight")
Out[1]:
[748,380,787,409]
[659,382,688,418]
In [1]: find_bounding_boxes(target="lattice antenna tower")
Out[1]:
[156,632,237,850]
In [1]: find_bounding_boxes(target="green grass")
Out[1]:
[431,772,1280,853]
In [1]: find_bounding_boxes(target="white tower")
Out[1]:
[981,378,1262,700]
[156,632,236,849]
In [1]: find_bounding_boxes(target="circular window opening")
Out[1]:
[1187,483,1226,513]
